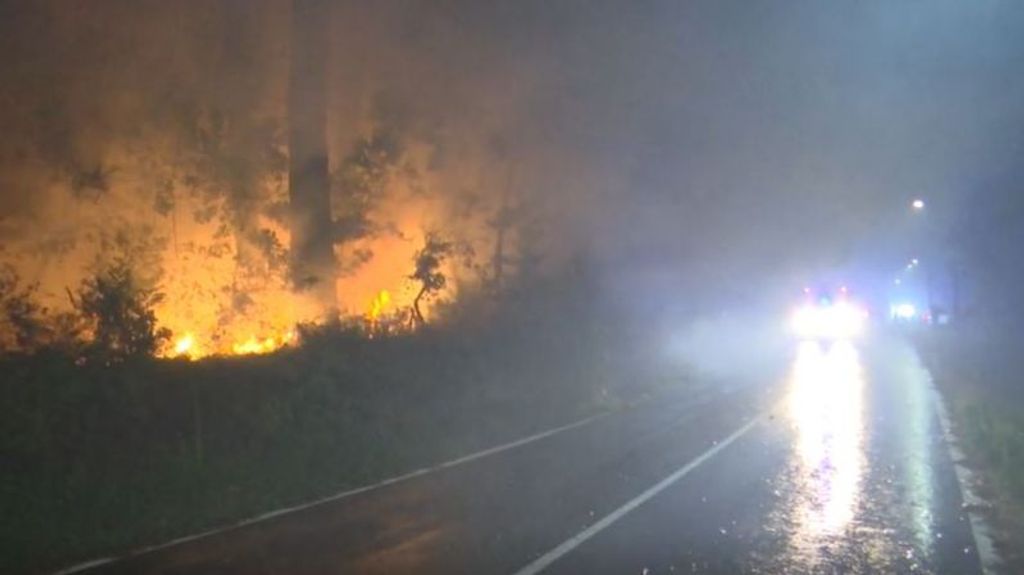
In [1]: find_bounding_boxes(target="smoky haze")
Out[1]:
[7,3,1024,573]
[1,0,1022,338]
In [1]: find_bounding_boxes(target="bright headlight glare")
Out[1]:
[791,303,866,340]
[893,303,917,319]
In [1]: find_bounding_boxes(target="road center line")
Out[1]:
[511,413,764,575]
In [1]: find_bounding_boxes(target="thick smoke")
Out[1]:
[1,1,1023,353]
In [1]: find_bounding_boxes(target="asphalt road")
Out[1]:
[79,338,982,574]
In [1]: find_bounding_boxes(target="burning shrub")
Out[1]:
[75,259,170,363]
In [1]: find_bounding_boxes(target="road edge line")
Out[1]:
[927,375,1003,574]
[511,413,763,575]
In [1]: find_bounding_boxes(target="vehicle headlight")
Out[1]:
[790,303,867,339]
[791,306,820,338]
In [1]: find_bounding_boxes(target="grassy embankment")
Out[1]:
[1,304,678,574]
[916,328,1024,571]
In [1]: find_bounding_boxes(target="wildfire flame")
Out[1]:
[231,331,297,356]
[172,333,198,359]
[164,329,298,359]
[366,290,392,322]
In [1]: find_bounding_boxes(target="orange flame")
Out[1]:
[366,290,392,322]
[231,330,297,356]
[1,131,488,361]
[161,328,299,359]
[171,333,200,360]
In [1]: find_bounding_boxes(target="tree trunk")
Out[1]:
[289,0,335,309]
[412,285,427,327]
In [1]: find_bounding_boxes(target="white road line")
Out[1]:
[927,377,1002,574]
[52,410,614,575]
[511,413,764,575]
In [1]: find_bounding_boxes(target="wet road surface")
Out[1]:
[80,338,982,574]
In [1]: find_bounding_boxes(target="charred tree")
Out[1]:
[288,0,335,308]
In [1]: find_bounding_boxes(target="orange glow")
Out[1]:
[162,329,300,359]
[335,162,462,327]
[171,333,199,360]
[231,330,297,356]
[147,193,318,359]
[366,290,392,322]
[1,128,502,360]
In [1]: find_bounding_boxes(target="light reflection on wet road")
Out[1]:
[80,338,982,575]
[758,339,979,574]
[787,341,866,558]
[536,338,980,574]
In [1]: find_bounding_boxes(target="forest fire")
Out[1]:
[0,0,534,363]
[161,285,408,359]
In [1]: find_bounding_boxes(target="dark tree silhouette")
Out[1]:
[409,233,453,326]
[0,264,50,353]
[76,259,170,362]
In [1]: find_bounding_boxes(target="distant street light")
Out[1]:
[911,198,925,211]
[911,258,919,266]
[894,278,902,285]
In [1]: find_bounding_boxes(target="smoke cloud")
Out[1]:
[1,1,1022,352]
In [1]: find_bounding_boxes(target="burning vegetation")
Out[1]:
[0,1,547,361]
[0,155,487,360]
